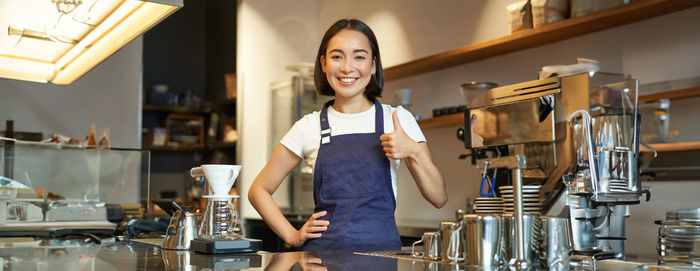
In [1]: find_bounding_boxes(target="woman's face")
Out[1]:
[321,29,376,99]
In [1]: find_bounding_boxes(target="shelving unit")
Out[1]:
[142,104,210,151]
[418,78,700,153]
[417,114,463,130]
[403,0,700,136]
[417,83,700,130]
[142,101,237,153]
[383,0,700,81]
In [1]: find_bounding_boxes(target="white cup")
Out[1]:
[395,88,413,106]
[201,164,242,196]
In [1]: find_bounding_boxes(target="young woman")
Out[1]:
[248,19,447,251]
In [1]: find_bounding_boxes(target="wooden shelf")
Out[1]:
[639,85,700,103]
[643,141,700,153]
[208,142,237,150]
[215,98,236,107]
[144,143,238,152]
[417,113,463,129]
[143,104,211,114]
[383,0,700,81]
[144,145,205,152]
[212,99,237,113]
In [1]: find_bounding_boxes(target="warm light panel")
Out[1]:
[0,0,182,85]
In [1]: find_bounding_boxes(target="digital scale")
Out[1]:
[191,238,262,254]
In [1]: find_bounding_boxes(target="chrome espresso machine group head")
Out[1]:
[462,72,649,262]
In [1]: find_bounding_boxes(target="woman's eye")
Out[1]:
[330,55,342,60]
[355,56,366,60]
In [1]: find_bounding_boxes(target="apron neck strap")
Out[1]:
[372,98,384,134]
[319,98,384,135]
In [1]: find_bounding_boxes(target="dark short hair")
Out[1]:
[314,19,383,99]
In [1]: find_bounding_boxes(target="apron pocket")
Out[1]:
[320,160,382,199]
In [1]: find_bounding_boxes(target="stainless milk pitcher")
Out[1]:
[461,214,503,266]
[440,221,464,262]
[412,231,441,261]
[539,216,572,269]
[503,213,540,265]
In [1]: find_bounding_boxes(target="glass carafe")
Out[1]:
[198,195,241,240]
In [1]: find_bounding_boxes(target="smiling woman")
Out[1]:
[248,18,447,252]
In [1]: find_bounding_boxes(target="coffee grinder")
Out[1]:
[189,164,261,254]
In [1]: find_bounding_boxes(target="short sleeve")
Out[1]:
[395,106,426,143]
[279,118,307,158]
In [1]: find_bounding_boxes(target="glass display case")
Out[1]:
[0,137,149,233]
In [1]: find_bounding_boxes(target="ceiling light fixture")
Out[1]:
[0,0,182,85]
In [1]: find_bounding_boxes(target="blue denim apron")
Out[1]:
[302,99,402,251]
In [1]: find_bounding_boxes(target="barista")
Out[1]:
[248,19,447,251]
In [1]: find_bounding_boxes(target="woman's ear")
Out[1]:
[320,55,327,73]
[371,56,376,75]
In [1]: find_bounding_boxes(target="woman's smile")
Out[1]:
[338,77,358,85]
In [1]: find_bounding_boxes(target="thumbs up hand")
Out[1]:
[380,110,419,160]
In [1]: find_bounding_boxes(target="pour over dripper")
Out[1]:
[201,164,241,196]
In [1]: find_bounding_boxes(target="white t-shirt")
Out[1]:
[280,104,426,198]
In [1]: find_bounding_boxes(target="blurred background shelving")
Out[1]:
[140,0,238,212]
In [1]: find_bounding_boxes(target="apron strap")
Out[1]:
[372,98,384,135]
[319,98,384,144]
[320,100,334,144]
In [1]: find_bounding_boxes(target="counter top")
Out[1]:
[0,239,681,270]
[0,240,431,271]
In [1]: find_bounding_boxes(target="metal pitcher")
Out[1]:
[461,214,503,266]
[412,231,441,261]
[440,221,464,262]
[163,207,200,250]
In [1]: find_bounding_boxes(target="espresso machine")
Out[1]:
[461,72,650,266]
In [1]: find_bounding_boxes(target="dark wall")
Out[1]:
[143,0,236,104]
[206,0,237,102]
[142,0,237,179]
